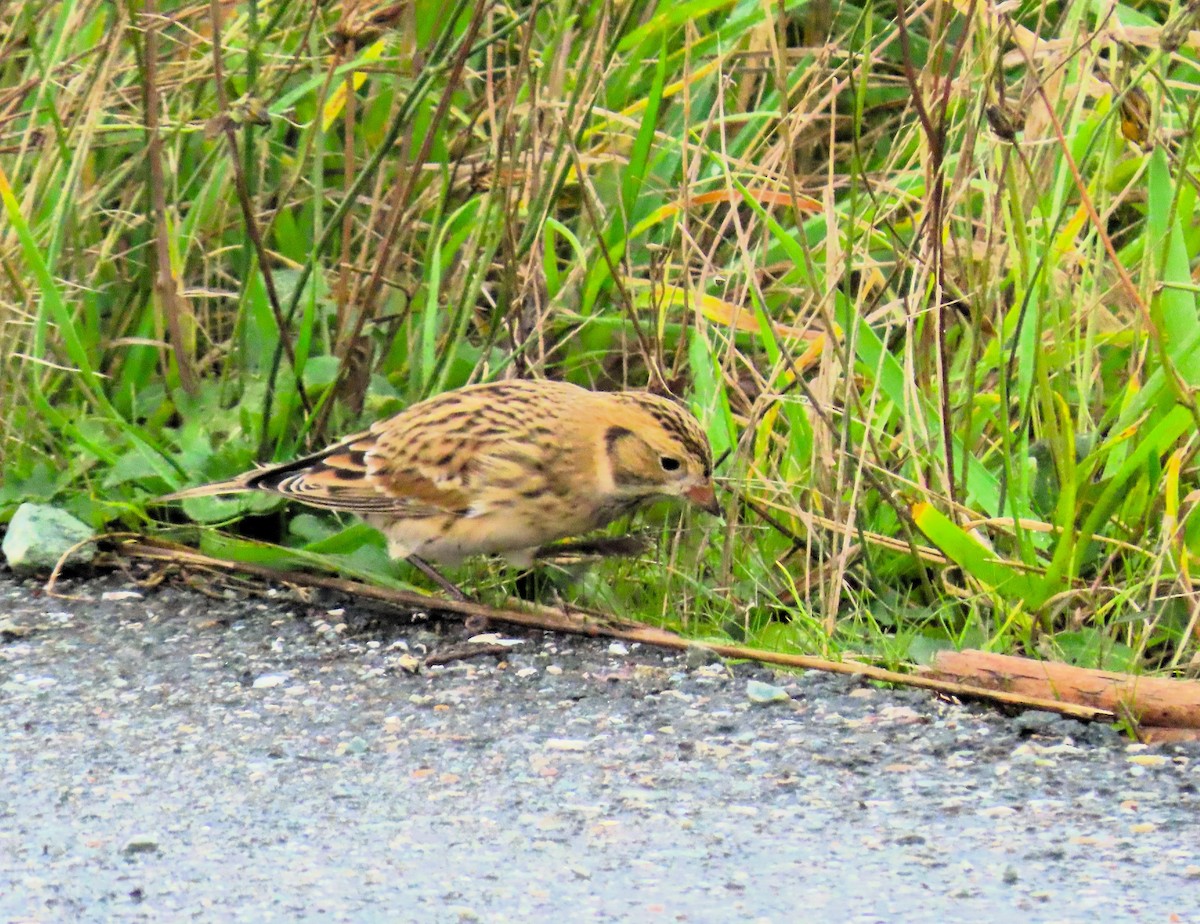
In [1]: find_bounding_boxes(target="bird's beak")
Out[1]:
[684,482,722,517]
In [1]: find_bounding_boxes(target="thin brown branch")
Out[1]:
[569,137,665,393]
[309,0,488,441]
[207,0,311,417]
[119,538,1114,723]
[142,0,197,395]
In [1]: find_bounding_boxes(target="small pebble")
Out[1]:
[746,680,790,705]
[1013,710,1064,736]
[0,618,32,639]
[121,835,159,855]
[545,738,588,751]
[685,644,721,670]
[469,634,524,647]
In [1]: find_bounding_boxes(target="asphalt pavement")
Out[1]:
[1,571,1197,923]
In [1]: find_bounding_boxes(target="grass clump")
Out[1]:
[4,0,1200,675]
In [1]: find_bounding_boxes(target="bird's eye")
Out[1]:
[660,456,682,472]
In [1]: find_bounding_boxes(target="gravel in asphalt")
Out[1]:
[2,571,1198,923]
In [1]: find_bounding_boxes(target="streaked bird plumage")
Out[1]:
[162,379,720,567]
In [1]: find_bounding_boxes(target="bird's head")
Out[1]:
[600,392,721,516]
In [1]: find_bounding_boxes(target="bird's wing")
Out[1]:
[239,429,471,518]
[178,381,582,518]
[365,398,565,518]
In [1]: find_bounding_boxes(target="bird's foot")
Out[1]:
[407,555,470,602]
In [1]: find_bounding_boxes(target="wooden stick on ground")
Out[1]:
[119,538,1114,723]
[927,649,1200,731]
[1137,727,1200,743]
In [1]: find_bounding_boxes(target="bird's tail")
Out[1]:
[158,478,254,502]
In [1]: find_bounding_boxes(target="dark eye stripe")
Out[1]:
[605,425,635,454]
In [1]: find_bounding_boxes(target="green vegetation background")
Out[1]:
[4,0,1200,674]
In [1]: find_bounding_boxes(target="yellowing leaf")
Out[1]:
[625,277,831,361]
[617,58,722,120]
[629,188,821,239]
[322,40,385,132]
[1053,203,1090,257]
[912,502,1048,606]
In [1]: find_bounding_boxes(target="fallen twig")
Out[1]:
[118,538,1113,723]
[423,643,517,667]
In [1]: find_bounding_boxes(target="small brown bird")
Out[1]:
[163,379,720,578]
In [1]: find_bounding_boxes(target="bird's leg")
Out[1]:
[405,557,493,638]
[406,555,470,603]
